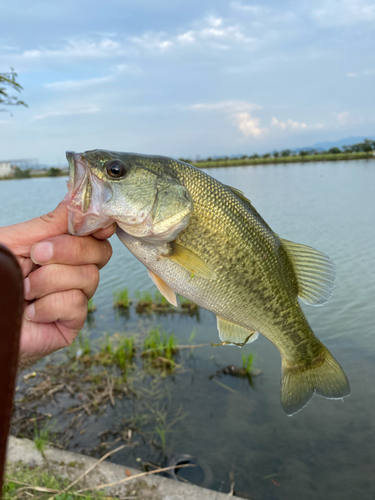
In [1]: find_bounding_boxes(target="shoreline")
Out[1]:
[0,153,374,180]
[191,152,375,168]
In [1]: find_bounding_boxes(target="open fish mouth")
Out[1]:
[66,151,114,236]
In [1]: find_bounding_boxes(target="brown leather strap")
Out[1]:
[0,245,23,497]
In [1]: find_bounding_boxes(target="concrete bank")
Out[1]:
[6,436,231,499]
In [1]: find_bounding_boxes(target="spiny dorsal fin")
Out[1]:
[226,185,273,231]
[147,269,177,307]
[226,185,252,205]
[167,242,217,280]
[216,316,259,347]
[281,238,336,306]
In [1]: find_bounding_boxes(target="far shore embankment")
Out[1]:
[191,151,375,169]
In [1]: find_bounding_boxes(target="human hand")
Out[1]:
[0,200,115,365]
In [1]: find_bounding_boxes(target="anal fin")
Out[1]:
[215,316,259,347]
[147,270,177,307]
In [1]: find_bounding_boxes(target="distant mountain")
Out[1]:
[296,136,375,152]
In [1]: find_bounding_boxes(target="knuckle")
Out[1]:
[71,289,87,310]
[81,264,99,287]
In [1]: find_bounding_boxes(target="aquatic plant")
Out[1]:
[241,352,254,374]
[143,327,178,359]
[97,334,135,369]
[113,287,130,308]
[87,298,96,313]
[135,290,153,312]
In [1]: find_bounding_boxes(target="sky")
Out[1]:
[1,0,375,165]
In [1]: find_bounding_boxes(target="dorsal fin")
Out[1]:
[281,238,336,306]
[226,185,273,231]
[226,185,252,205]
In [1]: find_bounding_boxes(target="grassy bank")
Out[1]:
[191,151,375,168]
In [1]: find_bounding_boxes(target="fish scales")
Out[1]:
[66,150,350,415]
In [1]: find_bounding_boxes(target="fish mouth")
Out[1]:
[66,151,114,236]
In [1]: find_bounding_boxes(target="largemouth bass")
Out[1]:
[66,149,350,415]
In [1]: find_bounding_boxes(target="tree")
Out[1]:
[48,167,62,177]
[0,68,28,111]
[328,147,341,154]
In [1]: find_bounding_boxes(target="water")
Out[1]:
[1,160,375,499]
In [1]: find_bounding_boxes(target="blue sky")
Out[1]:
[1,0,375,165]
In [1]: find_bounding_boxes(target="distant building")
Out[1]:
[0,162,12,178]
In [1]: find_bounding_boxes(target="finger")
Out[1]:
[31,234,113,269]
[25,263,99,301]
[1,200,69,255]
[24,289,87,327]
[92,222,116,240]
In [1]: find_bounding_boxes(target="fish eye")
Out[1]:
[106,160,126,178]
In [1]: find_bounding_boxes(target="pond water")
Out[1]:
[2,159,375,499]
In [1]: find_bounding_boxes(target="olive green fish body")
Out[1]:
[67,150,350,415]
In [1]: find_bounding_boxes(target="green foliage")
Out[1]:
[13,167,30,178]
[0,68,28,110]
[48,167,62,177]
[3,462,105,499]
[328,147,341,154]
[135,289,153,312]
[87,298,96,313]
[143,327,178,361]
[113,287,130,308]
[241,352,254,374]
[77,332,91,357]
[34,419,55,453]
[98,334,135,369]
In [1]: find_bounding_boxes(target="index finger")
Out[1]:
[31,234,113,270]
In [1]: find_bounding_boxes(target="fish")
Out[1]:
[65,149,350,415]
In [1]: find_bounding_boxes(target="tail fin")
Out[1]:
[281,346,350,416]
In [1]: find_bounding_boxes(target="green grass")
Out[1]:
[87,298,96,313]
[142,327,178,370]
[3,462,105,499]
[95,334,136,370]
[33,420,55,453]
[192,151,374,169]
[113,287,130,308]
[241,352,255,374]
[135,290,153,312]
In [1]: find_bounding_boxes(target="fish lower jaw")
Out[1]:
[68,209,113,236]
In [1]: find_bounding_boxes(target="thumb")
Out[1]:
[3,201,69,255]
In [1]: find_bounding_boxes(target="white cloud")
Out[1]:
[44,75,114,91]
[232,112,266,137]
[33,105,100,121]
[129,15,257,53]
[270,117,307,131]
[12,37,124,63]
[191,100,313,138]
[346,72,358,77]
[311,0,375,27]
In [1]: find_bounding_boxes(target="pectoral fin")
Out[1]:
[214,316,259,347]
[147,269,177,307]
[167,242,217,280]
[281,238,336,306]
